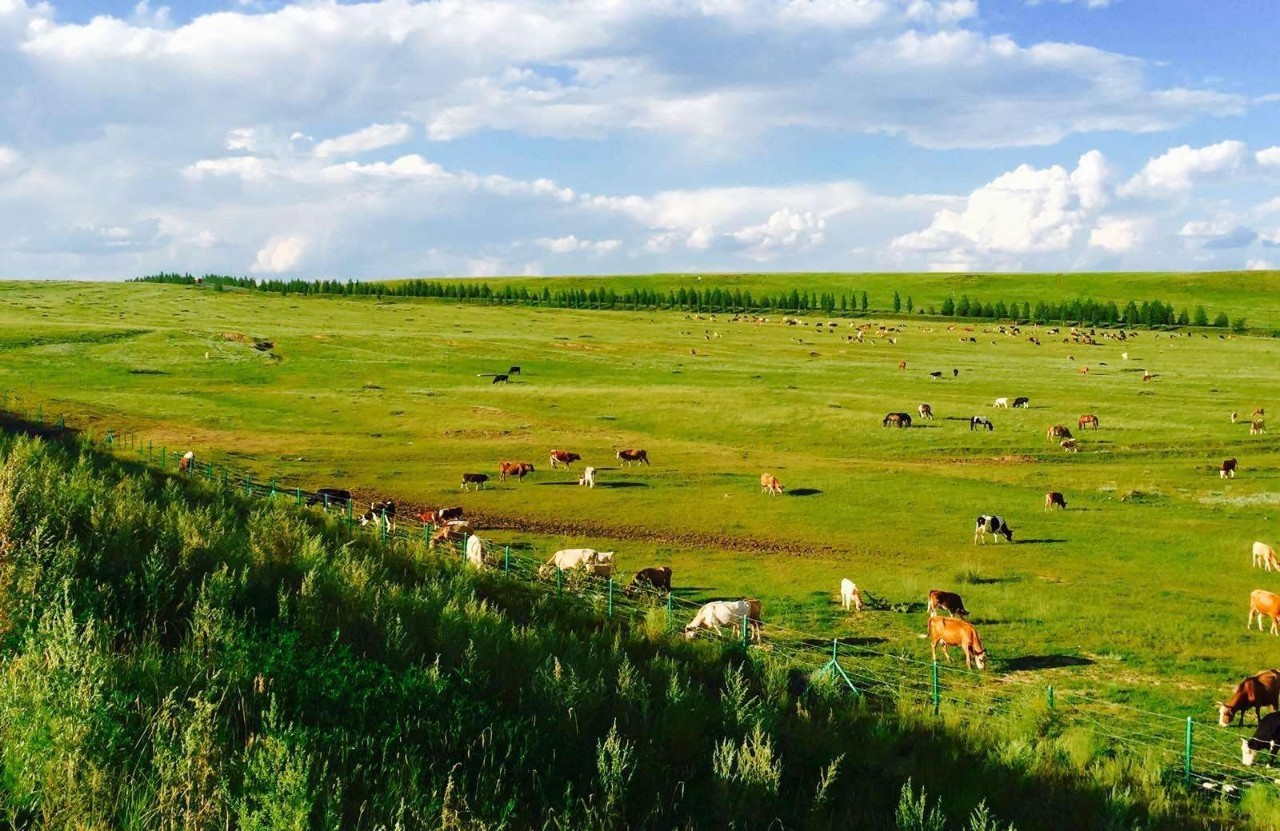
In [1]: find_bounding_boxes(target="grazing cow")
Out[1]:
[1222,458,1238,479]
[1255,542,1280,572]
[1232,412,1240,424]
[1012,397,1030,408]
[898,360,907,370]
[760,473,784,495]
[970,416,994,432]
[498,461,535,482]
[541,548,615,577]
[929,371,943,380]
[1241,712,1280,766]
[1047,425,1072,440]
[578,466,596,488]
[882,412,912,428]
[429,520,469,549]
[683,599,762,643]
[953,368,959,378]
[927,590,969,619]
[1060,438,1079,452]
[918,403,934,420]
[1219,670,1280,727]
[973,515,1013,544]
[1250,590,1280,634]
[1078,414,1099,430]
[840,578,863,612]
[308,487,352,509]
[508,366,521,375]
[436,505,464,524]
[616,448,650,466]
[1142,370,1152,382]
[1252,420,1266,436]
[549,449,582,469]
[465,534,486,568]
[461,473,489,491]
[360,500,397,531]
[492,374,509,385]
[626,567,673,597]
[178,450,195,473]
[993,397,1010,408]
[1044,491,1067,510]
[927,617,987,670]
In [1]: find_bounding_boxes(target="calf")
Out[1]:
[492,374,509,384]
[993,397,1009,408]
[1252,420,1266,436]
[578,466,596,488]
[1078,414,1099,430]
[359,500,397,532]
[1255,541,1280,572]
[898,360,907,370]
[1012,397,1030,408]
[1249,590,1280,634]
[626,566,673,597]
[549,449,582,469]
[882,412,912,428]
[927,617,987,670]
[1044,491,1067,511]
[436,505,464,524]
[917,403,933,420]
[1242,712,1280,766]
[616,448,650,466]
[461,473,489,491]
[1222,458,1238,479]
[498,461,535,482]
[1232,412,1240,424]
[684,599,762,643]
[760,473,784,495]
[973,515,1013,544]
[1219,670,1280,727]
[178,450,195,473]
[840,578,863,612]
[927,589,968,619]
[969,416,994,432]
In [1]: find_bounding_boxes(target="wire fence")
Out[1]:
[3,393,1278,804]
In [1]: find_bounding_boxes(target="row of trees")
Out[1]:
[134,272,1244,329]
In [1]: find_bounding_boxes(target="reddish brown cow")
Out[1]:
[499,461,535,482]
[625,566,673,597]
[1047,425,1072,440]
[549,449,582,469]
[1078,414,1099,430]
[1044,491,1068,510]
[927,590,969,619]
[927,617,987,670]
[616,449,650,467]
[1219,670,1280,726]
[760,473,784,495]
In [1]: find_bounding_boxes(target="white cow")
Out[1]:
[579,466,596,488]
[684,599,762,642]
[465,534,486,568]
[993,397,1010,408]
[1254,541,1279,572]
[541,548,615,577]
[840,578,863,611]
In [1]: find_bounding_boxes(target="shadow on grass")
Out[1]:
[788,488,823,497]
[1002,654,1095,672]
[1017,538,1068,545]
[598,481,648,489]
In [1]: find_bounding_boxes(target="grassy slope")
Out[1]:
[3,280,1280,719]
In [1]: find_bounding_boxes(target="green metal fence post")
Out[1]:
[148,440,153,461]
[295,488,302,506]
[207,462,214,479]
[380,510,387,545]
[1047,685,1054,710]
[666,593,673,630]
[607,578,614,618]
[160,447,167,467]
[741,613,748,647]
[1184,717,1193,786]
[931,662,940,716]
[423,523,430,545]
[244,475,251,496]
[504,546,510,576]
[105,430,113,447]
[557,568,563,596]
[221,466,228,488]
[270,480,276,498]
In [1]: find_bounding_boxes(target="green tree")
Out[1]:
[941,297,956,316]
[860,291,869,313]
[893,291,902,313]
[1213,311,1230,327]
[1193,306,1209,326]
[906,296,914,313]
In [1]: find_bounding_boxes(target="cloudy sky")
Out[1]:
[1,0,1278,278]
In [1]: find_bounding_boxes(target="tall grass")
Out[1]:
[0,431,1243,829]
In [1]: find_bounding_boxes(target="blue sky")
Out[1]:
[0,0,1277,278]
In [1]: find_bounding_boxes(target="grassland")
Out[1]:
[3,278,1280,723]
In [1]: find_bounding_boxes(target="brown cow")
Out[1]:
[1079,366,1089,375]
[1044,491,1067,510]
[616,449,650,467]
[625,566,672,597]
[882,412,912,428]
[429,521,469,550]
[1047,425,1072,440]
[1219,670,1280,726]
[1222,458,1238,479]
[1249,590,1280,634]
[1078,414,1099,430]
[918,403,934,420]
[927,590,968,619]
[898,360,907,370]
[1251,420,1266,436]
[549,449,582,469]
[927,617,987,670]
[499,461,535,482]
[760,473,784,495]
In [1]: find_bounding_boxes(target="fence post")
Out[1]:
[1184,717,1193,786]
[380,510,387,545]
[105,429,113,446]
[295,487,302,506]
[666,593,673,630]
[607,578,614,618]
[741,613,748,647]
[556,568,563,596]
[423,523,430,545]
[504,546,510,576]
[931,662,940,716]
[270,480,276,498]
[1047,685,1054,710]
[244,475,251,496]
[221,466,228,488]
[35,405,42,424]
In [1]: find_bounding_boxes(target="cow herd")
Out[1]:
[456,449,650,492]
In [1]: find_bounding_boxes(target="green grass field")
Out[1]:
[5,277,1280,718]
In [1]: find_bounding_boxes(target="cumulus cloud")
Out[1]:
[537,234,621,254]
[251,235,307,273]
[1089,217,1139,252]
[1120,141,1251,196]
[0,146,20,175]
[1178,218,1257,248]
[730,209,827,258]
[313,123,414,159]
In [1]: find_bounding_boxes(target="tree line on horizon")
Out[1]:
[133,272,1245,330]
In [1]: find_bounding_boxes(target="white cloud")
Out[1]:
[537,234,621,254]
[251,234,307,273]
[730,208,826,258]
[1120,141,1251,196]
[1257,146,1280,168]
[1027,0,1112,8]
[1089,216,1138,252]
[313,123,414,159]
[1246,259,1274,271]
[0,146,20,174]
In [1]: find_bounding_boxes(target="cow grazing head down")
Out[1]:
[972,649,988,671]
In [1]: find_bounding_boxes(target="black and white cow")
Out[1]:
[461,473,489,491]
[1012,397,1030,408]
[360,500,397,531]
[973,515,1014,545]
[970,416,995,432]
[1242,711,1280,766]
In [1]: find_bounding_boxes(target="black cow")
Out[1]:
[492,374,509,384]
[437,505,464,523]
[1012,396,1030,408]
[461,473,489,491]
[970,416,994,432]
[952,368,959,377]
[1242,712,1280,766]
[929,371,943,379]
[307,487,352,510]
[973,515,1014,544]
[508,366,522,375]
[626,566,673,597]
